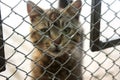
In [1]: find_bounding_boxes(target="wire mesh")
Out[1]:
[0,0,120,80]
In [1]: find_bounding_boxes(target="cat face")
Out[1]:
[27,1,82,57]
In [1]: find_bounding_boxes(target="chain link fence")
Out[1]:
[0,0,120,80]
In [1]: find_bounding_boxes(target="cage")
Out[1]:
[0,0,120,80]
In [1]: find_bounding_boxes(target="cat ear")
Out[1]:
[65,0,82,20]
[27,1,44,23]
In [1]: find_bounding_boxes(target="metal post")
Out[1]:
[90,0,102,51]
[0,9,6,72]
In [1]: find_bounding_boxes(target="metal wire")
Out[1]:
[0,0,120,80]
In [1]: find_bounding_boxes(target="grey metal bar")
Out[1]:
[0,9,6,72]
[90,0,102,51]
[101,39,120,49]
[90,0,120,51]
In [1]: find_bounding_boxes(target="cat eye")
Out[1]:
[63,27,71,34]
[64,22,69,26]
[40,28,48,32]
[33,41,38,44]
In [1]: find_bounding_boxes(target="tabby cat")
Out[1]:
[27,0,83,80]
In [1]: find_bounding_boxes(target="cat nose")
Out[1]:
[53,36,62,45]
[54,44,61,52]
